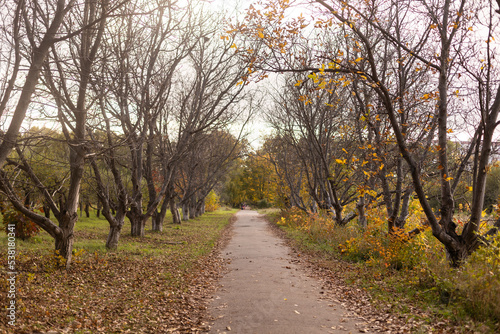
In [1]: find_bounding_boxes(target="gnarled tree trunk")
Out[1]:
[170,197,181,224]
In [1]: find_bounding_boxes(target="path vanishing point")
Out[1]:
[207,210,370,334]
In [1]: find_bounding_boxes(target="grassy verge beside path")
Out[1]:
[0,208,237,333]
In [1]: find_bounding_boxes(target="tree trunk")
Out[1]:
[310,200,318,214]
[129,208,145,237]
[96,200,102,218]
[189,204,196,219]
[106,224,122,250]
[55,212,77,269]
[43,204,51,218]
[356,195,367,229]
[182,203,189,221]
[170,198,181,224]
[395,188,412,229]
[152,212,161,232]
[445,238,480,268]
[152,198,169,232]
[130,219,145,237]
[84,203,90,218]
[197,199,205,216]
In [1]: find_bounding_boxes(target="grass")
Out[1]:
[0,208,237,333]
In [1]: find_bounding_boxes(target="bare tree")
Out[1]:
[266,73,362,225]
[0,0,72,165]
[91,1,252,241]
[0,0,113,267]
[176,130,244,220]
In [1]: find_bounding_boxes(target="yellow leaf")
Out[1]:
[430,24,437,29]
[294,80,303,87]
[355,57,363,62]
[335,159,346,164]
[467,186,473,192]
[230,43,237,49]
[328,62,338,69]
[468,27,473,31]
[258,31,264,38]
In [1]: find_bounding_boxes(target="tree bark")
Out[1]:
[356,195,367,229]
[84,203,90,218]
[54,212,77,269]
[152,197,169,232]
[106,224,122,250]
[189,202,197,219]
[182,203,189,221]
[96,200,102,218]
[43,204,51,218]
[170,197,181,224]
[129,208,146,237]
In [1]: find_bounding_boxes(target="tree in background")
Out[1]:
[223,150,284,208]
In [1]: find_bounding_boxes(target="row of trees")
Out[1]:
[3,0,500,269]
[225,0,500,266]
[0,0,252,267]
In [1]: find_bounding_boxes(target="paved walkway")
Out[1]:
[207,210,367,334]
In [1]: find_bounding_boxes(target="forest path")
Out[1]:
[206,210,369,334]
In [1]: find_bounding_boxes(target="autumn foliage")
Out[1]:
[1,203,40,240]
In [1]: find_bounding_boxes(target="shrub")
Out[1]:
[338,204,428,271]
[204,190,221,212]
[2,203,40,240]
[457,233,500,321]
[256,199,270,209]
